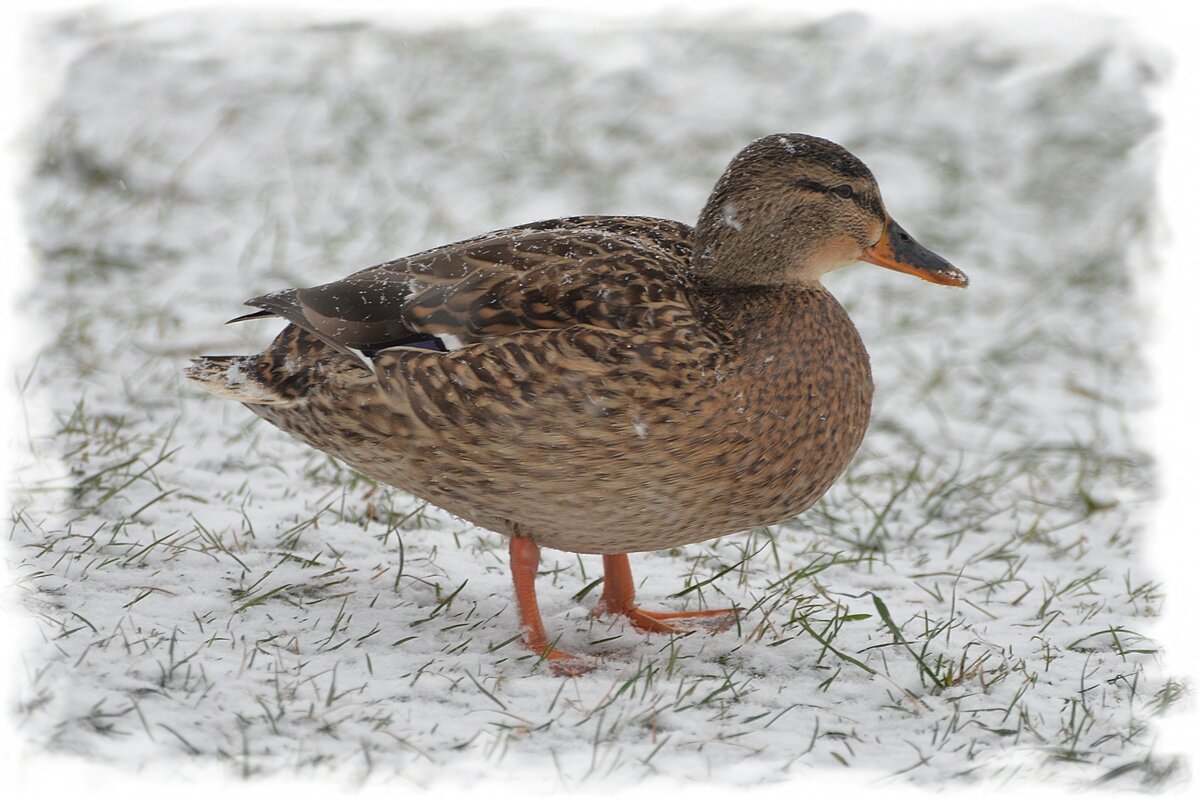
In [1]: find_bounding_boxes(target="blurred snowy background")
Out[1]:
[9,7,1182,792]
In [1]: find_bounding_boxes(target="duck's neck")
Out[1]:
[691,211,828,289]
[699,281,830,330]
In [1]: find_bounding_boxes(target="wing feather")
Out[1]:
[238,216,714,357]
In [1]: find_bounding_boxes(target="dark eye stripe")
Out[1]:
[793,178,830,195]
[794,179,880,215]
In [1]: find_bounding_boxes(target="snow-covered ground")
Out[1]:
[8,8,1183,792]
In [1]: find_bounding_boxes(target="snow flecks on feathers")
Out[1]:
[721,200,743,232]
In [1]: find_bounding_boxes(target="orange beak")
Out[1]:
[861,218,968,287]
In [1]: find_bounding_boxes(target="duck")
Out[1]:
[186,133,966,675]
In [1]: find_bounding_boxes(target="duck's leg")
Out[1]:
[594,553,738,633]
[509,533,592,675]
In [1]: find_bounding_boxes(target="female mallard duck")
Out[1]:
[188,133,966,674]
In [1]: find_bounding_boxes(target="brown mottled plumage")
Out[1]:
[187,133,966,672]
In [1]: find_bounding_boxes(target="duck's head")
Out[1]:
[693,133,967,289]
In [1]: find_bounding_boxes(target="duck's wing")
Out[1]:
[238,216,719,357]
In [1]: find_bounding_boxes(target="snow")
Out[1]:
[7,6,1184,796]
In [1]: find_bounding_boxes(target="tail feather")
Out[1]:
[187,323,375,407]
[184,355,293,406]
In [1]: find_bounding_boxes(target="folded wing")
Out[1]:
[238,216,718,358]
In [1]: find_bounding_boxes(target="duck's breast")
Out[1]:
[698,284,874,530]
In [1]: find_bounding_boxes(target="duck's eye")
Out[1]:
[832,184,854,199]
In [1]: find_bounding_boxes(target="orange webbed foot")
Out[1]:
[509,538,740,674]
[594,553,738,635]
[617,605,739,634]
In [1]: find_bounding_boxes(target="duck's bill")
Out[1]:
[861,218,968,287]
